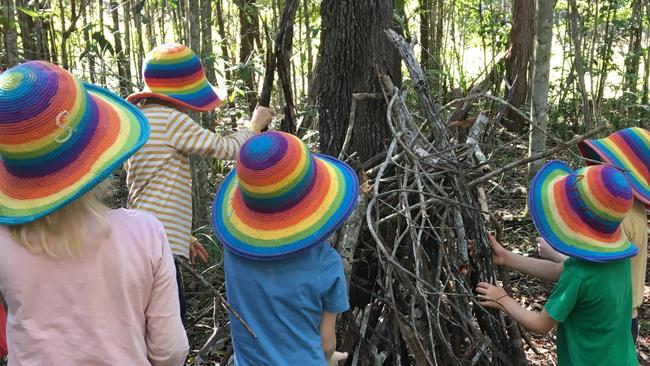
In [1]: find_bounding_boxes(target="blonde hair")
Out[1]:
[10,181,112,259]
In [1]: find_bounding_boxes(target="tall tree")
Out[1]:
[622,0,644,97]
[122,0,133,90]
[238,0,260,110]
[503,0,534,131]
[568,0,593,129]
[527,0,554,182]
[200,0,215,81]
[58,0,88,69]
[2,0,20,67]
[419,0,430,69]
[215,0,231,80]
[110,0,129,95]
[317,0,401,161]
[15,0,35,60]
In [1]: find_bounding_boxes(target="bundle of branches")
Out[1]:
[333,30,525,366]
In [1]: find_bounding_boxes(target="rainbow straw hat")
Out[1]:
[212,131,360,260]
[126,43,224,112]
[528,160,637,262]
[0,61,149,225]
[578,127,650,205]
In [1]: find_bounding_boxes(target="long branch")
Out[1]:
[469,125,608,187]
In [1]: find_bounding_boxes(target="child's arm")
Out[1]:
[490,235,564,282]
[320,312,348,366]
[165,106,273,160]
[476,282,557,334]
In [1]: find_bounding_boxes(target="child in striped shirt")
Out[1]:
[125,43,273,318]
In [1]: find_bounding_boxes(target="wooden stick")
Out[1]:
[469,125,608,187]
[175,257,257,338]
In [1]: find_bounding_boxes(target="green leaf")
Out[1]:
[16,6,40,18]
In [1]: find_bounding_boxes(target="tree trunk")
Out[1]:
[58,0,68,68]
[419,0,430,69]
[200,0,215,81]
[568,0,593,130]
[123,0,133,92]
[187,0,200,53]
[15,0,35,60]
[642,2,650,105]
[527,0,554,182]
[33,0,50,61]
[133,0,146,86]
[111,0,129,96]
[215,0,231,80]
[317,0,401,162]
[622,0,643,97]
[303,0,313,90]
[503,0,534,131]
[83,10,96,83]
[1,0,19,67]
[238,0,260,111]
[99,0,107,85]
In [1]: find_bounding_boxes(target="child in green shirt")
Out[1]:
[477,161,638,365]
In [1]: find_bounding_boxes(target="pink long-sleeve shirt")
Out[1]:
[0,209,188,366]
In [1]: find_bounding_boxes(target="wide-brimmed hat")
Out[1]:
[578,127,650,205]
[0,61,149,225]
[212,131,360,260]
[126,43,225,112]
[528,160,637,262]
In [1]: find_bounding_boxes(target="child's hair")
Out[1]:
[9,180,112,259]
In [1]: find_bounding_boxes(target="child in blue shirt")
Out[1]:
[211,131,359,365]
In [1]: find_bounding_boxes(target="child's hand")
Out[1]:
[476,282,509,310]
[189,236,209,265]
[327,351,348,366]
[250,106,275,132]
[488,234,509,266]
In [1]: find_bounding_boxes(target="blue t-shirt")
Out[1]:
[224,242,350,366]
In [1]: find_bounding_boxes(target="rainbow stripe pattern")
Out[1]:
[127,43,224,112]
[578,127,650,205]
[529,160,637,262]
[212,131,360,259]
[0,61,149,225]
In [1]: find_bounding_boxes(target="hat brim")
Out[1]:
[528,160,637,262]
[578,129,650,206]
[212,154,360,260]
[126,85,226,113]
[0,83,149,225]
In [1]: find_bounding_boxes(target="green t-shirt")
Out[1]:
[544,257,638,366]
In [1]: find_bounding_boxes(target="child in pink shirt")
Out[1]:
[0,61,188,365]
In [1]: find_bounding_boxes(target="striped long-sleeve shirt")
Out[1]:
[125,104,256,257]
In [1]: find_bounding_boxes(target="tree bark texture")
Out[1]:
[238,0,260,110]
[568,0,593,129]
[110,0,129,96]
[200,0,215,82]
[527,0,554,182]
[503,0,534,131]
[623,0,643,96]
[419,0,430,69]
[317,0,401,162]
[2,0,19,67]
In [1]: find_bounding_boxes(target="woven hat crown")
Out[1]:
[0,61,94,175]
[566,164,633,234]
[143,43,209,93]
[236,132,315,213]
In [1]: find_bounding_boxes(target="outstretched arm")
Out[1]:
[490,235,564,282]
[166,106,274,160]
[476,282,556,334]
